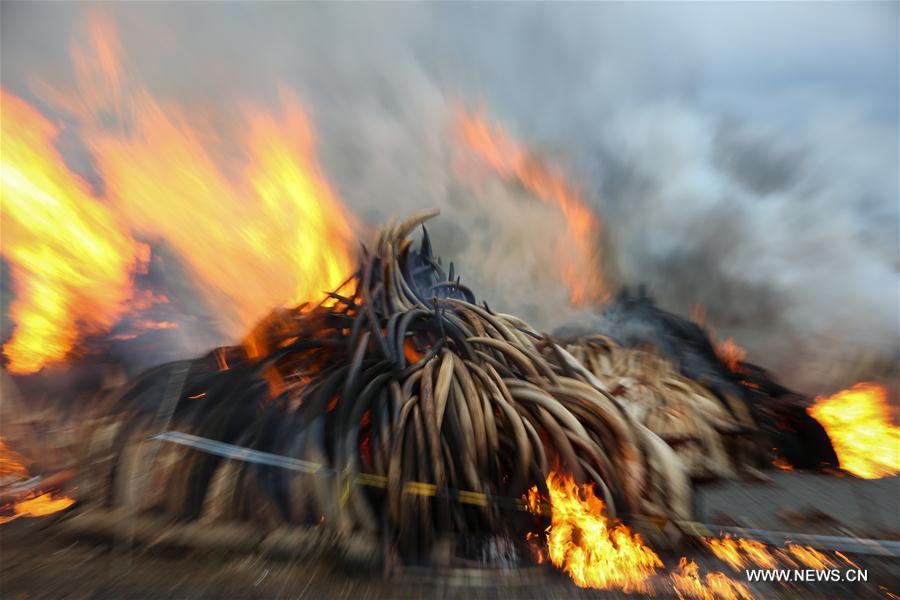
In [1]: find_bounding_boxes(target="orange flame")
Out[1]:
[456,111,605,306]
[528,474,752,597]
[0,492,75,525]
[771,454,794,472]
[784,544,838,570]
[0,440,74,524]
[706,534,852,574]
[715,338,747,373]
[0,440,30,479]
[57,16,357,337]
[809,383,899,479]
[691,305,746,373]
[527,473,663,592]
[2,14,357,373]
[707,535,778,571]
[671,558,753,600]
[1,91,149,373]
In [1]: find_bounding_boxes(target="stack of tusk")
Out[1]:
[72,211,733,561]
[565,339,758,482]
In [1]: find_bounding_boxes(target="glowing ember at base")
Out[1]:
[0,493,75,525]
[808,383,899,479]
[0,440,75,524]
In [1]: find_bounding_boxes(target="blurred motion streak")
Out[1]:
[456,110,606,306]
[0,90,148,374]
[808,383,899,479]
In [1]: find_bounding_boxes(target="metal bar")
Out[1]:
[151,430,900,558]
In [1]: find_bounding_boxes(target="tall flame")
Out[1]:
[809,383,899,479]
[527,473,662,592]
[0,91,148,373]
[1,14,357,373]
[89,85,356,336]
[456,111,605,306]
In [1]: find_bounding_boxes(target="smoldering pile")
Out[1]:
[68,210,831,563]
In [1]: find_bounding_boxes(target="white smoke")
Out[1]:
[1,2,897,393]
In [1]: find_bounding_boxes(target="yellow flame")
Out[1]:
[2,14,358,372]
[1,90,148,373]
[0,492,75,525]
[529,474,754,597]
[809,383,900,479]
[706,534,851,575]
[456,111,605,306]
[784,544,838,570]
[528,473,663,592]
[671,558,753,600]
[63,16,357,338]
[707,536,777,571]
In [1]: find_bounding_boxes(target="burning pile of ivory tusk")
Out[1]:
[72,210,788,561]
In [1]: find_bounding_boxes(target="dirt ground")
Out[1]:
[0,515,595,600]
[2,512,898,600]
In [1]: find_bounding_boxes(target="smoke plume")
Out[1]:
[1,2,897,393]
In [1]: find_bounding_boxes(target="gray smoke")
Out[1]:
[1,2,897,394]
